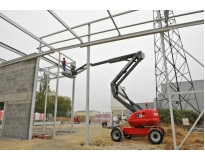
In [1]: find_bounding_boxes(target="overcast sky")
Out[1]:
[0,9,204,113]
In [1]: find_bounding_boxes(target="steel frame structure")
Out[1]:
[153,10,204,150]
[154,10,200,113]
[0,10,204,150]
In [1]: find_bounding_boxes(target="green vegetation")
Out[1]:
[35,72,71,117]
[158,108,203,124]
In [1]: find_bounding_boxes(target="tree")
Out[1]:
[39,72,50,94]
[35,89,72,117]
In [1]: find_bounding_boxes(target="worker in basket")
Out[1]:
[61,57,66,71]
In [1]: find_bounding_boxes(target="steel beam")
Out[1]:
[0,41,60,76]
[178,109,204,149]
[38,10,203,47]
[60,52,75,62]
[79,20,204,47]
[107,10,121,36]
[38,75,65,82]
[0,42,26,56]
[40,10,137,39]
[0,41,58,67]
[0,19,203,68]
[48,10,83,43]
[40,65,57,70]
[171,90,204,95]
[164,35,204,67]
[0,58,6,62]
[0,12,54,51]
[39,67,57,76]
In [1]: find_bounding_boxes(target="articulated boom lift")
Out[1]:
[62,51,164,144]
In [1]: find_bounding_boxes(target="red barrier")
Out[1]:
[0,110,4,121]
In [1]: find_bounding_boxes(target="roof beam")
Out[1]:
[39,67,57,76]
[0,41,59,67]
[0,19,203,67]
[0,42,26,56]
[47,10,83,43]
[38,10,204,49]
[0,12,54,51]
[0,58,6,62]
[0,12,75,68]
[40,10,137,39]
[107,10,121,36]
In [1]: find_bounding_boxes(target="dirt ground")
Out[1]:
[0,118,204,150]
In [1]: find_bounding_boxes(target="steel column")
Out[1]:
[53,52,61,136]
[70,77,75,133]
[43,70,49,133]
[85,24,91,145]
[156,10,177,150]
[28,57,40,140]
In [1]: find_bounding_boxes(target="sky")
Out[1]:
[0,8,204,113]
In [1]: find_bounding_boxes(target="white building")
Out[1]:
[110,86,127,119]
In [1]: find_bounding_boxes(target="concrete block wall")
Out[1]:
[0,54,37,139]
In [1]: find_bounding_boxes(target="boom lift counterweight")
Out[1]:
[62,51,164,144]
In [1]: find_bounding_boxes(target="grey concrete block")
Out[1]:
[17,88,27,93]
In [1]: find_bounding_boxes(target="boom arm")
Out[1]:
[62,51,145,112]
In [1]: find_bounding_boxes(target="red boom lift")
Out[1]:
[62,51,164,144]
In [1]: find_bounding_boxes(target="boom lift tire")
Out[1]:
[111,128,122,142]
[123,132,132,139]
[159,127,165,136]
[148,128,163,144]
[153,127,165,136]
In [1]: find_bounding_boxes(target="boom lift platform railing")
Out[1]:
[62,51,145,113]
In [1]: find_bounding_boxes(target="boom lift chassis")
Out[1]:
[62,51,164,144]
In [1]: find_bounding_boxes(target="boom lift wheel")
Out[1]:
[148,128,163,144]
[159,127,165,136]
[123,132,132,139]
[154,127,165,136]
[111,128,122,142]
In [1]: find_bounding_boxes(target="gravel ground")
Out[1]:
[0,122,204,150]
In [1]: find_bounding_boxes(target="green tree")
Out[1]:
[39,72,50,94]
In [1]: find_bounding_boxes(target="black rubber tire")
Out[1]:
[111,128,122,142]
[148,129,163,144]
[159,127,165,136]
[154,127,165,136]
[123,133,132,139]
